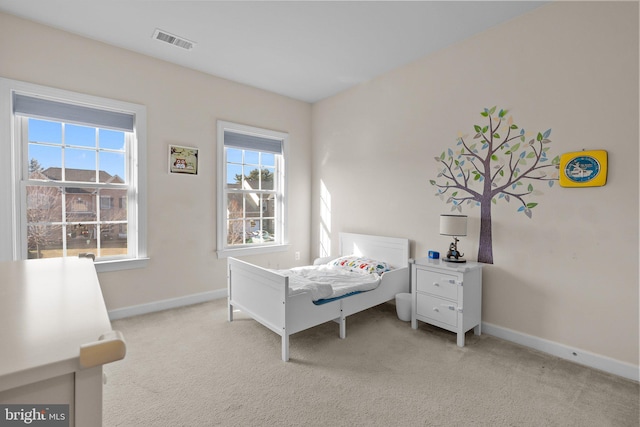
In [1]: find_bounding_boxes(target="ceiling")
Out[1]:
[0,1,546,103]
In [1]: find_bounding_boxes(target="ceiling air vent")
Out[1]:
[152,29,195,51]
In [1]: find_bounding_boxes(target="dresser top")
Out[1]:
[0,257,111,391]
[412,257,484,272]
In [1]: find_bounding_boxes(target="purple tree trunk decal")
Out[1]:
[431,107,559,264]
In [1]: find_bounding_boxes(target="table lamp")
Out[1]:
[440,214,467,263]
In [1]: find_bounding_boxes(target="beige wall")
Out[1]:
[311,2,639,365]
[0,13,313,309]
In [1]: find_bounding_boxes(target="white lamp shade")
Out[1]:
[440,214,467,236]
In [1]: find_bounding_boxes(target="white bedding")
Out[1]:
[274,264,382,301]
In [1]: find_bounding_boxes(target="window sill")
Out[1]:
[95,257,149,273]
[216,244,289,259]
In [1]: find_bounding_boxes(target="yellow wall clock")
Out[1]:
[559,150,607,187]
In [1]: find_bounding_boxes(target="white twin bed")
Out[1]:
[227,232,410,361]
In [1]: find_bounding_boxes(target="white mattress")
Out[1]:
[274,264,382,301]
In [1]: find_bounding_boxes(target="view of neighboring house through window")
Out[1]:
[226,149,276,245]
[0,80,148,268]
[217,121,288,257]
[24,117,129,259]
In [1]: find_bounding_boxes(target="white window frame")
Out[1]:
[216,120,288,258]
[0,78,148,272]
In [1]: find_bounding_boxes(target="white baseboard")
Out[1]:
[482,322,639,382]
[108,289,226,321]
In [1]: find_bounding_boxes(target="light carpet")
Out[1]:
[104,299,639,426]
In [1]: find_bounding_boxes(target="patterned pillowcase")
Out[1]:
[331,255,391,275]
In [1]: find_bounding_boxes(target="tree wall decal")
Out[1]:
[430,107,559,264]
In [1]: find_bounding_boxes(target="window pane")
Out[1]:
[262,168,275,190]
[226,164,242,186]
[65,188,96,222]
[244,193,261,218]
[99,151,125,182]
[28,118,61,144]
[262,218,275,236]
[248,221,274,243]
[66,124,95,148]
[227,148,242,164]
[227,193,243,218]
[101,224,128,257]
[65,148,96,181]
[244,150,259,165]
[261,193,275,216]
[261,152,275,167]
[26,185,62,223]
[28,144,62,176]
[66,224,97,256]
[100,189,127,221]
[243,167,261,189]
[99,129,125,150]
[27,224,63,259]
[227,220,245,245]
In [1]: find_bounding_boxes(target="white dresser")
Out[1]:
[0,258,125,426]
[410,258,483,347]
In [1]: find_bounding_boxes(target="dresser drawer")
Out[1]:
[416,293,458,327]
[416,268,459,300]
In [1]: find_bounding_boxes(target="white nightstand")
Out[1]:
[410,258,483,347]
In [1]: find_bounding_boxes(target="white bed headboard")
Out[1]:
[339,232,409,269]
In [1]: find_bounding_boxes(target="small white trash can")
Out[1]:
[395,293,412,322]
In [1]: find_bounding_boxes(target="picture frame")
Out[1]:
[169,145,198,175]
[559,149,607,187]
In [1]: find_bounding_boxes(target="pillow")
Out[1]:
[330,255,391,275]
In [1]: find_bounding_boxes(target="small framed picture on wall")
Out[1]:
[169,145,198,175]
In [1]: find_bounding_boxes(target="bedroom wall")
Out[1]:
[0,13,313,310]
[311,1,639,368]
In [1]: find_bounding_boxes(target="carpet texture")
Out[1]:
[104,299,639,426]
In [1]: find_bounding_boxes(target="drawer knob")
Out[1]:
[432,282,439,287]
[433,307,439,312]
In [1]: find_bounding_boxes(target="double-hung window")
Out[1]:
[0,78,147,271]
[217,121,288,258]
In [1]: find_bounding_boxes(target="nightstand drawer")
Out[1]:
[416,293,458,327]
[416,268,459,300]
